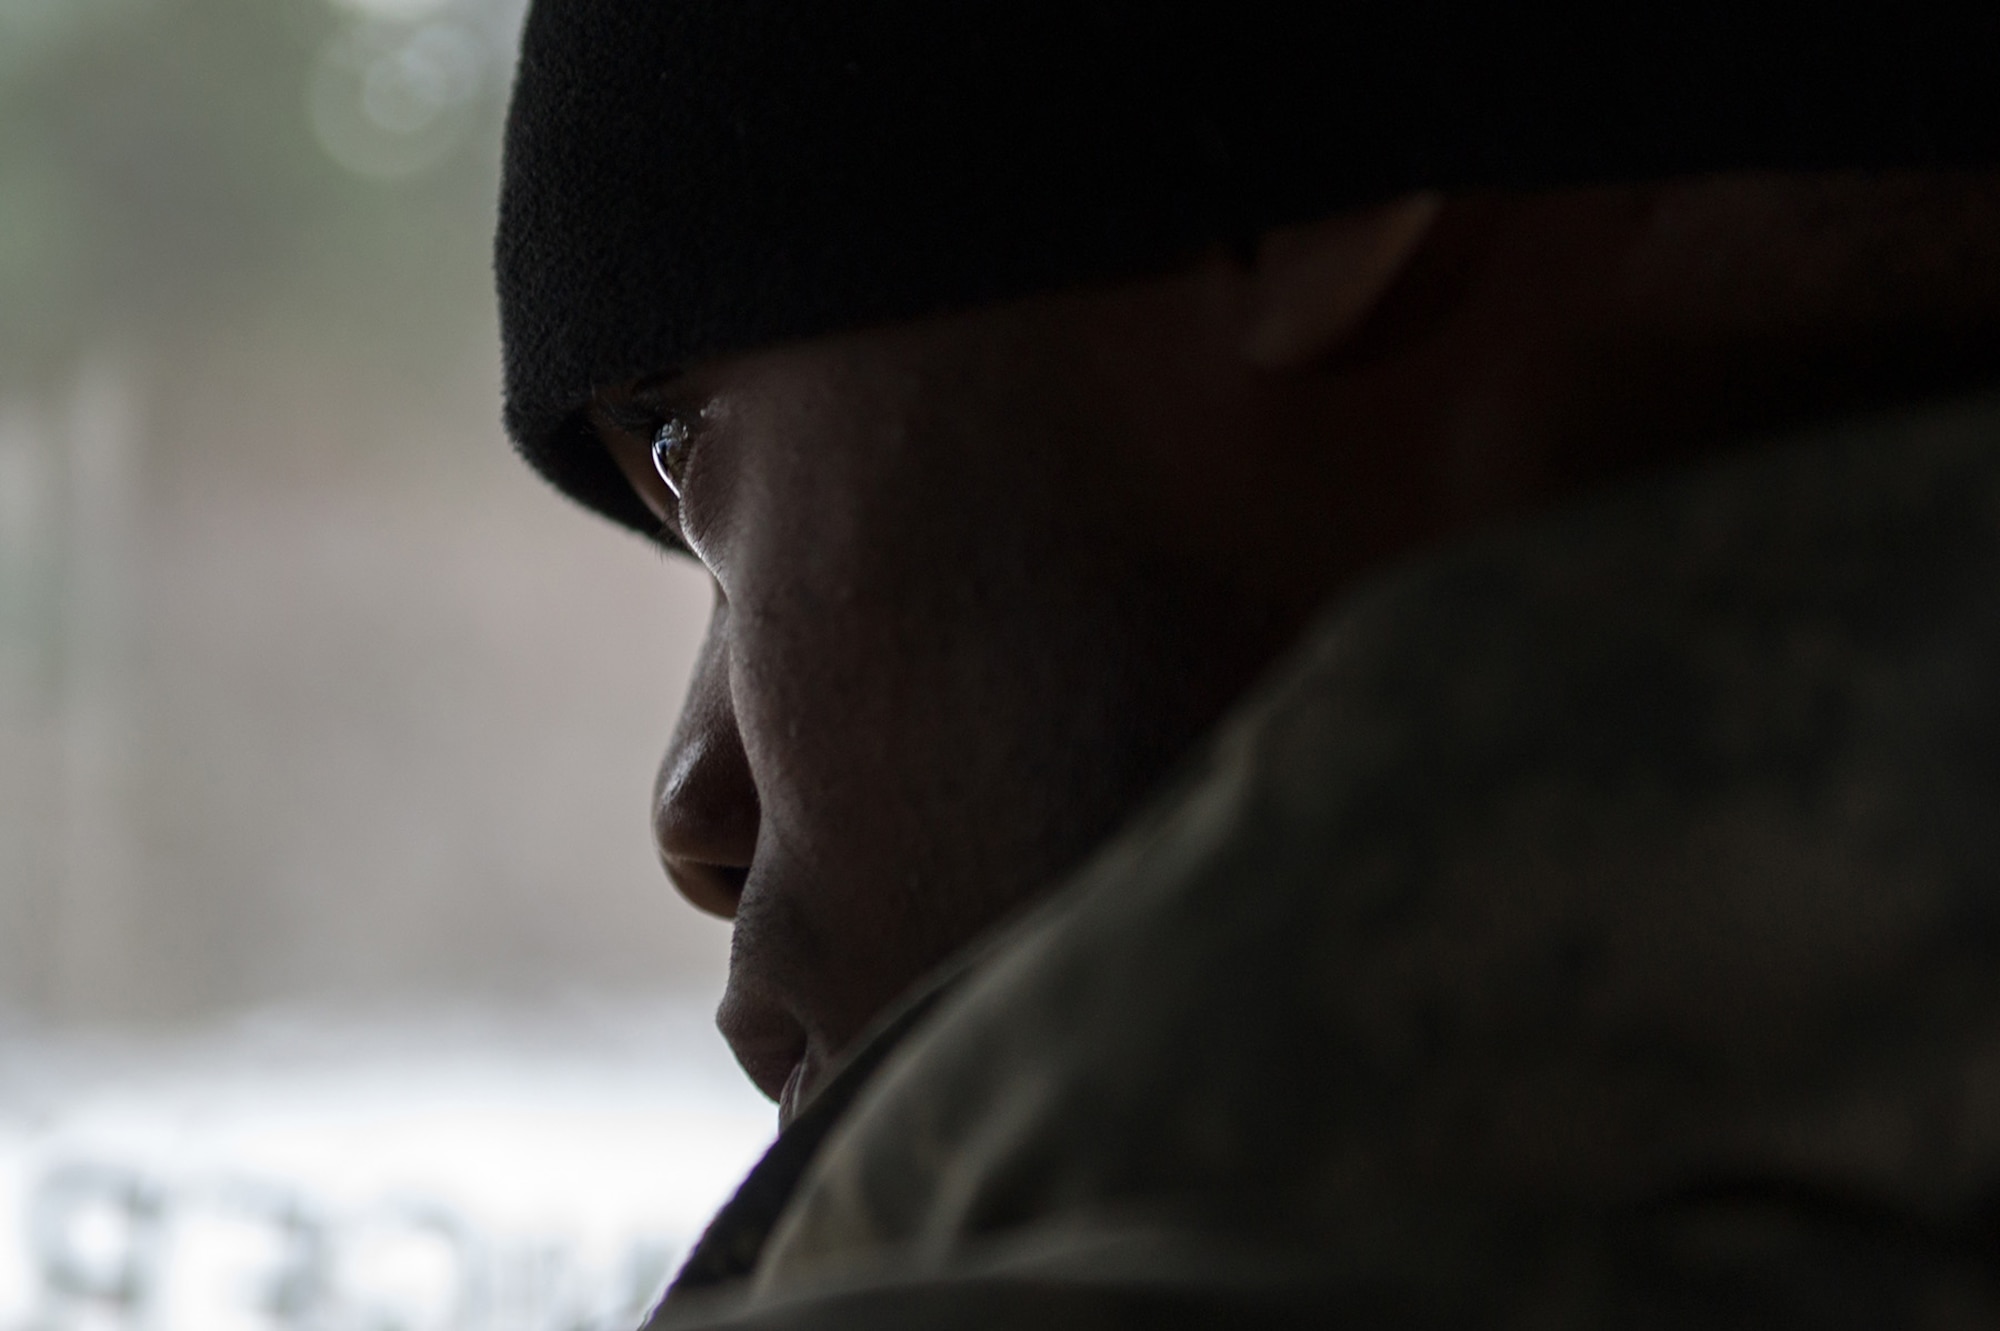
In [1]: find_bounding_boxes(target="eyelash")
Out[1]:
[651,415,696,501]
[651,409,707,549]
[593,392,703,547]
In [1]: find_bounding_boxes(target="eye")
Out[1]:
[651,415,696,500]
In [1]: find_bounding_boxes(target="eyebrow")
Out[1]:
[590,394,661,439]
[593,366,687,413]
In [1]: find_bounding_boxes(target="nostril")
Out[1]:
[711,864,749,903]
[664,856,749,920]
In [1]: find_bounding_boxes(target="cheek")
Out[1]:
[723,557,948,845]
[715,452,919,837]
[722,378,1017,702]
[707,340,1140,900]
[719,533,1041,937]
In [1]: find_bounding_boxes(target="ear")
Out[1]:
[1239,193,1442,370]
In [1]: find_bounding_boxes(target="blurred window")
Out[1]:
[0,3,765,1327]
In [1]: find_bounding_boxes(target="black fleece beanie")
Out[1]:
[496,0,2000,539]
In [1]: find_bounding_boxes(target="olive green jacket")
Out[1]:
[651,391,2000,1329]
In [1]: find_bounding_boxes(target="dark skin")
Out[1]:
[589,173,2000,1121]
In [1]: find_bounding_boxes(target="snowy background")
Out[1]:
[0,1007,771,1331]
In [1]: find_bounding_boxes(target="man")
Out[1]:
[495,3,2000,1325]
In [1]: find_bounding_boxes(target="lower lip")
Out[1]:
[777,1059,807,1128]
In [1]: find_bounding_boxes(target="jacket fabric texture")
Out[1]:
[649,390,2000,1329]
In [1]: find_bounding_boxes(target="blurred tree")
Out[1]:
[0,0,519,391]
[0,0,728,1028]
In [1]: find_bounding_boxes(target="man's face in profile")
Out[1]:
[591,263,1329,1117]
[576,168,2000,1117]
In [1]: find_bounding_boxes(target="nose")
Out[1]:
[653,597,758,918]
